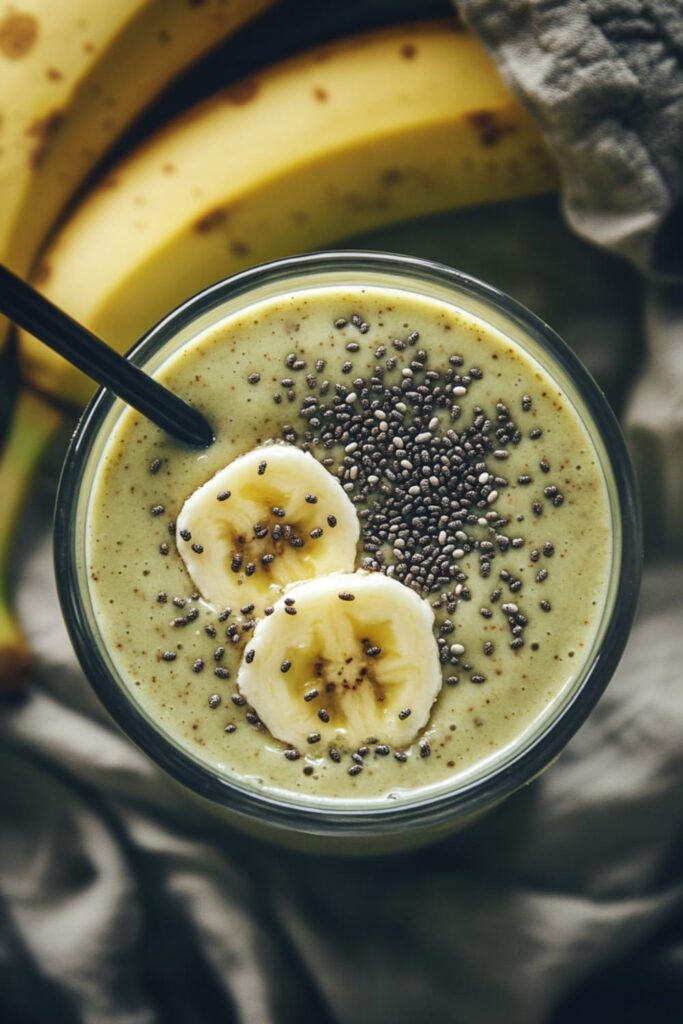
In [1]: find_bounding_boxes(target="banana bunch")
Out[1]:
[0,15,558,685]
[18,20,557,405]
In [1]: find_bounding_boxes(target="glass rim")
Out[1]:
[54,250,642,838]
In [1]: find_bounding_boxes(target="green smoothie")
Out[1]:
[86,283,612,806]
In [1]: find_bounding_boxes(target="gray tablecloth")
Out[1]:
[2,2,683,1022]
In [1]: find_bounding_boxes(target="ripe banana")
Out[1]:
[18,19,558,406]
[237,572,441,752]
[177,443,359,611]
[0,0,275,305]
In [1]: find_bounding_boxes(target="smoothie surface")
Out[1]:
[86,284,613,805]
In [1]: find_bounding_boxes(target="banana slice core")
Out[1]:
[176,443,360,611]
[237,572,442,751]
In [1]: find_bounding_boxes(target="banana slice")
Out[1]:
[237,572,442,751]
[176,443,359,611]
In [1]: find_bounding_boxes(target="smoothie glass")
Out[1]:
[55,252,641,852]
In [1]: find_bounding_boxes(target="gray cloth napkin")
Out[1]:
[460,0,683,546]
[3,4,683,1024]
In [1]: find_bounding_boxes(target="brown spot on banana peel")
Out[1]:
[0,13,38,59]
[224,78,260,105]
[193,206,229,233]
[46,67,63,82]
[400,43,417,59]
[334,191,390,213]
[312,87,328,102]
[26,110,65,169]
[468,110,519,148]
[381,169,403,186]
[230,240,250,256]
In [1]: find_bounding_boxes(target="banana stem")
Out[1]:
[0,389,62,690]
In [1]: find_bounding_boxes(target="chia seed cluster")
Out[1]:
[269,314,563,681]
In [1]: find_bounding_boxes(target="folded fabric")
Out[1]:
[460,0,683,279]
[460,0,683,546]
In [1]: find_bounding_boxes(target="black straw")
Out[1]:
[0,264,214,448]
